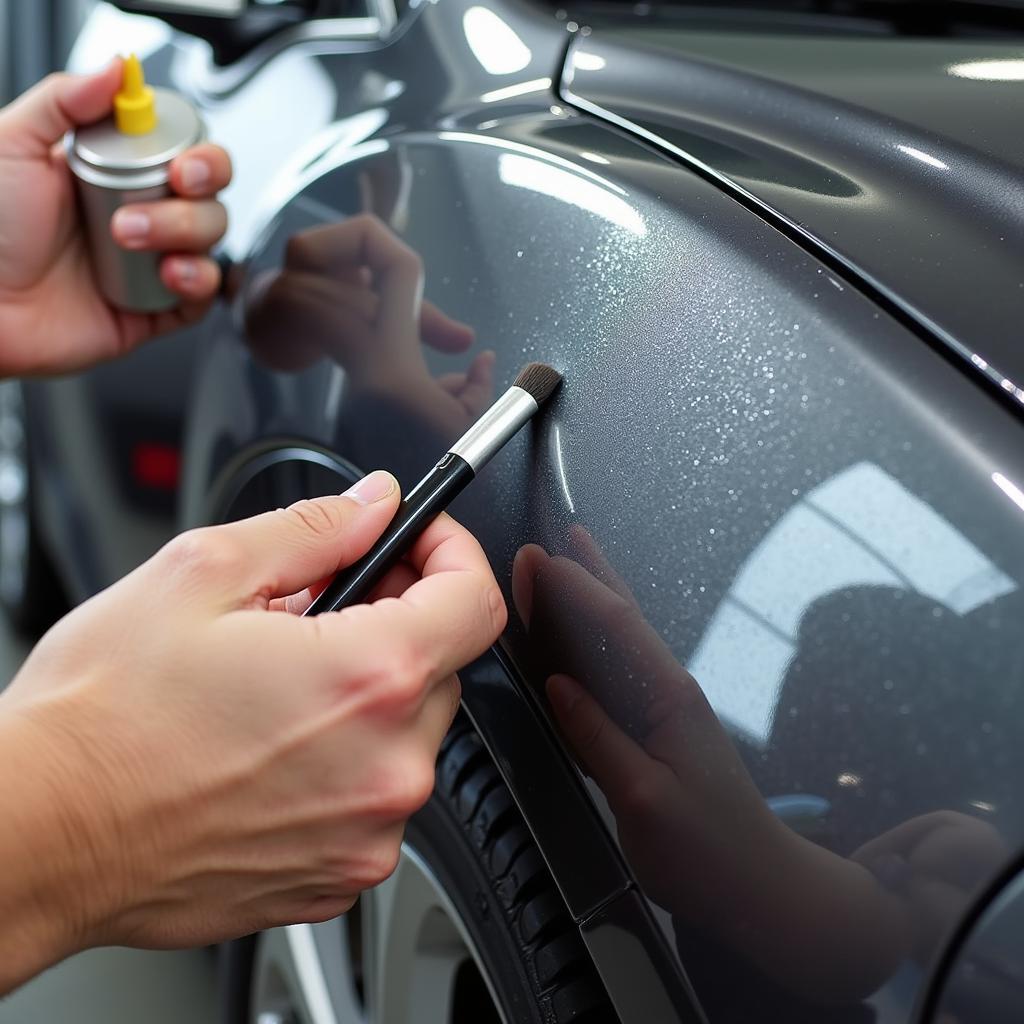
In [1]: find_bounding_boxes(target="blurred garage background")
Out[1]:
[0,1,93,103]
[0,2,216,1020]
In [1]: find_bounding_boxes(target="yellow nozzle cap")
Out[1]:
[114,55,157,136]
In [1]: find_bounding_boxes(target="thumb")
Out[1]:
[0,60,122,158]
[192,470,401,608]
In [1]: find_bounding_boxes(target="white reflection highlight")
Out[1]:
[949,59,1024,81]
[463,7,532,75]
[692,462,1017,745]
[68,4,171,70]
[551,424,576,514]
[438,131,628,195]
[993,472,1024,514]
[579,151,610,164]
[499,154,646,234]
[285,925,338,1024]
[897,144,948,170]
[480,77,552,103]
[572,51,607,71]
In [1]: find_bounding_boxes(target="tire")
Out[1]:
[0,381,66,636]
[223,713,618,1024]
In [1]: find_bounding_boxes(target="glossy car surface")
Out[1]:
[82,1,1024,1020]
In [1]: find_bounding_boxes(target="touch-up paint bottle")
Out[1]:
[67,56,205,313]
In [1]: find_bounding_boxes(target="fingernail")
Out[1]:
[547,675,583,718]
[343,470,395,506]
[112,209,150,245]
[179,158,210,192]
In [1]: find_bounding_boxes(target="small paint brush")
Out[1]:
[305,362,563,614]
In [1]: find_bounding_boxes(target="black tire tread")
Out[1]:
[434,715,617,1024]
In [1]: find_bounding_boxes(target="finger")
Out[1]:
[566,523,642,610]
[160,255,221,301]
[297,276,380,336]
[271,561,417,615]
[245,270,377,372]
[168,143,233,198]
[511,543,550,628]
[458,350,496,413]
[852,812,969,866]
[284,214,422,342]
[113,200,227,253]
[0,60,121,158]
[317,513,506,685]
[169,471,401,608]
[420,674,463,751]
[546,674,651,799]
[420,300,475,353]
[257,271,380,332]
[530,554,704,743]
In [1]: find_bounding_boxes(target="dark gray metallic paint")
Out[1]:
[928,863,1024,1023]
[562,28,1024,404]
[121,1,1024,1020]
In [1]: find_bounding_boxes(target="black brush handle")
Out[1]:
[304,453,475,615]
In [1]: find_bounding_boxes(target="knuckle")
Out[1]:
[44,72,71,95]
[360,756,435,820]
[482,583,508,640]
[390,760,436,815]
[298,895,356,925]
[365,644,429,709]
[353,841,402,889]
[286,497,346,539]
[161,527,242,582]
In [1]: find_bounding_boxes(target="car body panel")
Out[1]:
[90,0,1024,1020]
[927,860,1024,1022]
[562,27,1024,400]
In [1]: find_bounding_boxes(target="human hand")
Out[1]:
[513,527,780,919]
[0,472,505,991]
[513,527,911,1004]
[0,60,232,376]
[245,214,495,434]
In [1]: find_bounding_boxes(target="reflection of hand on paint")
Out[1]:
[512,526,917,1005]
[244,214,495,440]
[852,810,1007,964]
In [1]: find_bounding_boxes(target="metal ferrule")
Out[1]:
[448,385,539,472]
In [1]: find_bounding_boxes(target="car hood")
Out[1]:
[562,26,1024,400]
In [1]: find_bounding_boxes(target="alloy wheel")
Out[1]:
[250,844,507,1024]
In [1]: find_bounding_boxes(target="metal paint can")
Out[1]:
[67,89,205,313]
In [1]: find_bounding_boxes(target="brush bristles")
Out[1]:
[513,362,562,405]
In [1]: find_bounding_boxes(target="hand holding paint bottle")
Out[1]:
[0,58,230,375]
